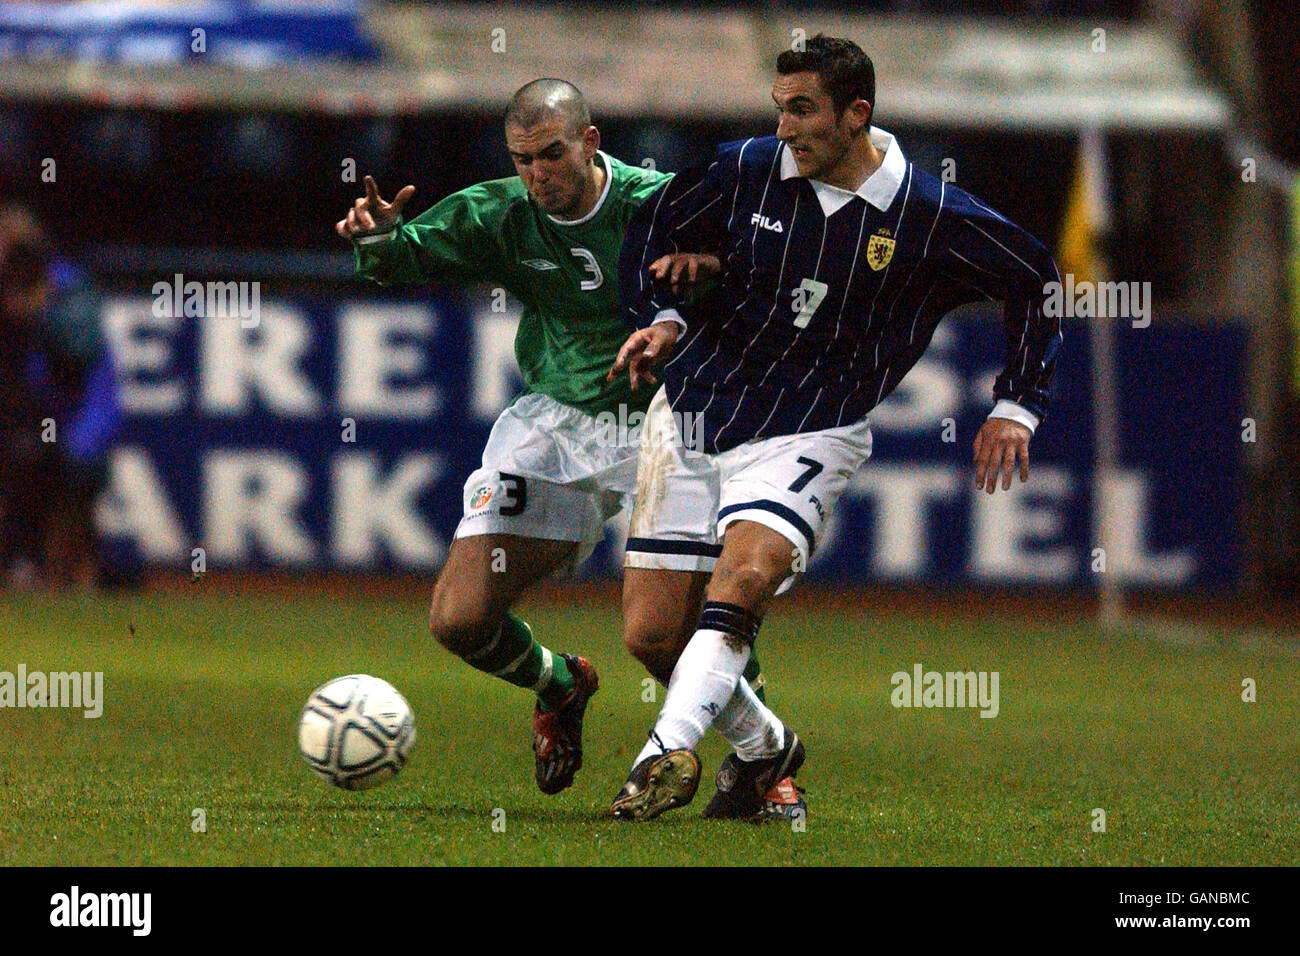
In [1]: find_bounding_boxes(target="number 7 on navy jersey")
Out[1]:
[791,278,829,329]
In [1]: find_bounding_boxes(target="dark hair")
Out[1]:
[776,34,875,118]
[0,203,50,291]
[504,78,592,137]
[0,240,48,291]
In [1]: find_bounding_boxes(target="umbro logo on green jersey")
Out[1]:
[521,258,559,271]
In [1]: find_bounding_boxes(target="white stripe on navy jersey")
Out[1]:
[963,219,1043,279]
[689,140,769,384]
[794,195,873,433]
[714,184,803,446]
[694,142,782,423]
[837,163,914,426]
[636,180,674,310]
[903,182,947,348]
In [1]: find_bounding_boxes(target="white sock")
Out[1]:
[633,629,749,766]
[713,678,785,761]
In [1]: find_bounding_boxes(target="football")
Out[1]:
[298,674,415,791]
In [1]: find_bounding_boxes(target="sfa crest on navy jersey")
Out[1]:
[866,228,895,271]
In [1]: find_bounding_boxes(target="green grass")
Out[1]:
[1,590,1296,866]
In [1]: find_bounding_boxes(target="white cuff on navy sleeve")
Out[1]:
[988,400,1040,434]
[652,309,687,332]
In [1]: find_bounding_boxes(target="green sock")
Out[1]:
[743,652,767,704]
[460,612,574,709]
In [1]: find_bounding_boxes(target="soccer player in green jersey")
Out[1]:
[336,78,787,804]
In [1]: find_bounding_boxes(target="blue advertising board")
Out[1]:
[0,1,379,65]
[96,287,1243,588]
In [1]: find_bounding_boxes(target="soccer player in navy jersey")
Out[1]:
[606,35,1065,821]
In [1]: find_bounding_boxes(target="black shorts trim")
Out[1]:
[625,537,723,558]
[717,499,815,552]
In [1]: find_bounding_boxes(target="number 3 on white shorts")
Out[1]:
[791,278,829,329]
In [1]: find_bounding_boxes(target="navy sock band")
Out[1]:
[698,601,763,646]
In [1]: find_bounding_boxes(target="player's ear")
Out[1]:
[582,125,600,158]
[846,99,872,134]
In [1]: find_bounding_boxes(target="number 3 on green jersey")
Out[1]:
[570,247,603,291]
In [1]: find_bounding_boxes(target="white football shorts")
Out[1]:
[624,386,873,595]
[455,392,639,571]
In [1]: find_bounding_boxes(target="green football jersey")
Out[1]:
[353,152,671,418]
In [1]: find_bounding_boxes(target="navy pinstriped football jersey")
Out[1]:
[618,130,1065,454]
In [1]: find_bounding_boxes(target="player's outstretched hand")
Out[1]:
[649,253,721,294]
[973,417,1031,494]
[335,175,416,240]
[607,323,681,392]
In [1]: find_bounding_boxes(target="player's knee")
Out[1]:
[428,586,495,656]
[622,616,679,684]
[709,559,780,609]
[621,619,660,662]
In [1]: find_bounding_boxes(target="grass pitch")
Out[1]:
[2,588,1296,866]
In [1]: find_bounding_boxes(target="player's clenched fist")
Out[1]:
[973,417,1032,494]
[608,322,680,392]
[335,175,416,240]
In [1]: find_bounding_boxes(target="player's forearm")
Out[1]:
[978,222,1062,427]
[620,229,687,331]
[996,251,1063,425]
[352,225,424,286]
[620,160,727,331]
[991,300,1061,424]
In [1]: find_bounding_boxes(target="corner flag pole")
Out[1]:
[1076,125,1123,627]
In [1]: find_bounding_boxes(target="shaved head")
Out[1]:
[505,78,591,136]
[503,78,603,220]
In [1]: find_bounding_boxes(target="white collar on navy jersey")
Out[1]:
[547,150,613,226]
[780,126,907,217]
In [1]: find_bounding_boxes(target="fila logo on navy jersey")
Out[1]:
[750,213,784,233]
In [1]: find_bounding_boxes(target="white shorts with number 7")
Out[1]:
[624,386,873,595]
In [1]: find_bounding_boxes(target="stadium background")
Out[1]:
[1,0,1298,871]
[3,0,1297,599]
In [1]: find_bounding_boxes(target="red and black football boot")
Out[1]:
[532,653,599,795]
[702,725,805,821]
[758,776,807,823]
